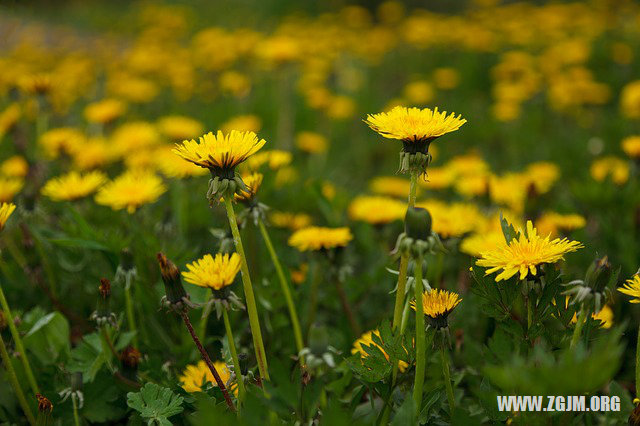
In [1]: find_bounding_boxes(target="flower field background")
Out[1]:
[1,0,640,424]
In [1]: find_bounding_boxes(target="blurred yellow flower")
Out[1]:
[219,71,251,97]
[174,130,266,172]
[348,195,406,225]
[41,171,107,201]
[535,212,586,237]
[156,146,207,178]
[95,170,166,213]
[234,172,263,202]
[70,137,116,170]
[288,226,352,251]
[403,80,434,104]
[477,220,583,282]
[0,104,21,137]
[221,115,262,134]
[270,211,312,230]
[0,203,16,231]
[369,176,413,198]
[157,115,204,141]
[460,231,506,257]
[622,136,640,159]
[571,305,613,329]
[0,156,28,178]
[246,150,292,171]
[433,67,460,90]
[84,98,126,124]
[290,263,308,285]
[621,80,640,119]
[524,162,559,194]
[39,127,84,159]
[0,178,24,202]
[590,156,629,185]
[182,253,241,290]
[296,131,328,154]
[112,121,160,155]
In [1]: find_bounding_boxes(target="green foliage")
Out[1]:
[127,383,185,426]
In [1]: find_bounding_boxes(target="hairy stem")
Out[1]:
[180,311,236,411]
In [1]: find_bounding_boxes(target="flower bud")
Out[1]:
[585,256,612,293]
[404,207,432,241]
[157,252,189,310]
[120,248,136,272]
[36,393,53,414]
[90,279,117,327]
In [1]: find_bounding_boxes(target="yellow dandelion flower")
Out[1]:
[270,211,312,230]
[84,98,126,124]
[220,115,262,134]
[348,196,406,225]
[489,173,528,213]
[234,172,263,202]
[246,150,292,171]
[70,137,116,170]
[174,130,266,173]
[0,103,21,137]
[460,231,506,257]
[0,156,28,178]
[0,203,16,231]
[0,178,24,202]
[157,115,204,141]
[476,220,583,282]
[535,212,586,237]
[296,131,328,154]
[571,305,613,329]
[365,106,466,143]
[42,171,107,202]
[524,162,559,194]
[369,176,413,198]
[618,275,640,303]
[351,330,408,372]
[39,127,84,159]
[590,156,629,185]
[111,121,160,156]
[179,360,233,393]
[433,67,460,90]
[219,71,251,97]
[622,136,640,159]
[454,174,489,197]
[445,153,489,177]
[411,289,462,321]
[182,253,241,290]
[288,226,353,251]
[95,170,166,214]
[621,80,640,119]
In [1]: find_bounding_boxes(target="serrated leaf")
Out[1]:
[127,383,184,426]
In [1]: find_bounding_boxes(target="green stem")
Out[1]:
[570,307,589,348]
[258,219,304,361]
[222,309,246,402]
[223,198,269,381]
[441,342,455,412]
[0,283,39,394]
[100,326,117,370]
[72,394,81,426]
[636,323,640,399]
[412,256,425,416]
[306,261,322,341]
[199,292,213,342]
[124,285,138,348]
[0,333,36,426]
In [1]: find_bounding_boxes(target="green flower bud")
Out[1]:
[404,207,432,241]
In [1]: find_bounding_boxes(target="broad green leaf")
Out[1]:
[127,383,184,426]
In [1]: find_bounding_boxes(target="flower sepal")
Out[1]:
[207,173,249,205]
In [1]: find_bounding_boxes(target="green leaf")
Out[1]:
[499,214,519,243]
[127,383,184,426]
[390,397,415,426]
[67,333,106,382]
[23,312,70,365]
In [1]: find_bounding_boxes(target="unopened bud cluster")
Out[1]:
[393,207,443,259]
[157,252,194,312]
[90,278,117,327]
[207,172,249,205]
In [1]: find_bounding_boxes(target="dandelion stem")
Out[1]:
[570,307,589,348]
[180,311,236,411]
[72,394,81,426]
[412,255,425,416]
[441,341,455,412]
[222,308,246,402]
[124,284,138,348]
[223,197,270,381]
[636,323,640,399]
[306,261,322,341]
[0,283,39,394]
[0,333,36,426]
[258,219,304,361]
[199,291,213,341]
[100,325,118,361]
